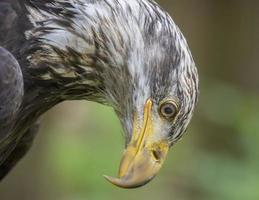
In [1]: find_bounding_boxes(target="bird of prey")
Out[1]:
[0,0,198,188]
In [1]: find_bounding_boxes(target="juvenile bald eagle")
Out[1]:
[0,0,198,188]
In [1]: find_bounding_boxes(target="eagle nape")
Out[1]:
[0,0,199,189]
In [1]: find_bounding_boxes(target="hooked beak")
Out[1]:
[104,99,170,188]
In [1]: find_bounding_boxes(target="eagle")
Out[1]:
[0,0,198,188]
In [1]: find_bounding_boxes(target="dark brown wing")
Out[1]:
[0,2,16,44]
[0,1,40,180]
[0,0,32,59]
[0,47,24,138]
[0,122,40,180]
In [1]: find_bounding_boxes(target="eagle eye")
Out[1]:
[159,99,179,120]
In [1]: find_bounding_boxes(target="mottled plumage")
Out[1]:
[0,0,198,186]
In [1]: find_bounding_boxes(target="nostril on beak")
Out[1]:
[152,149,162,162]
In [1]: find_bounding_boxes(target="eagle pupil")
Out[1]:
[164,106,174,115]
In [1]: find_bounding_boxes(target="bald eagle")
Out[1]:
[0,0,198,188]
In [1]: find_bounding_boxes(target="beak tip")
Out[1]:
[103,175,114,183]
[103,175,122,187]
[103,174,155,189]
[103,174,127,188]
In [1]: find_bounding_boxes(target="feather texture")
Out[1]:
[0,0,198,179]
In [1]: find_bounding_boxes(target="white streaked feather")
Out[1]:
[25,0,198,143]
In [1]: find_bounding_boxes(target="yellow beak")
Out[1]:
[104,99,170,188]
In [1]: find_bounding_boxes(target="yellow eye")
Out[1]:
[159,100,179,120]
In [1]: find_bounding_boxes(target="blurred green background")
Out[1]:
[1,0,259,199]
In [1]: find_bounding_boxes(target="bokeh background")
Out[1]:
[1,0,259,199]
